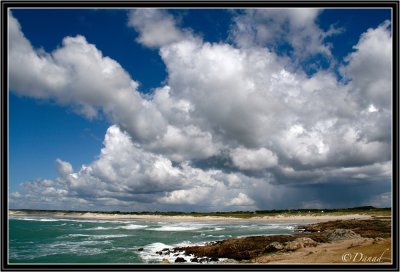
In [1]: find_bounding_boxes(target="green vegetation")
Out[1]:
[10,206,391,218]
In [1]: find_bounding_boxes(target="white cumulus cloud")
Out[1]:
[128,9,188,48]
[8,10,393,210]
[230,147,278,170]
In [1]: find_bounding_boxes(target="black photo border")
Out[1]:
[1,1,399,271]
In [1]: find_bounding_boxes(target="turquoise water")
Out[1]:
[9,216,298,263]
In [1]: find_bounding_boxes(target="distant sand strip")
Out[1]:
[9,210,372,222]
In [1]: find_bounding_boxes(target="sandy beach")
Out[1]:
[8,210,373,222]
[252,237,392,264]
[8,211,372,223]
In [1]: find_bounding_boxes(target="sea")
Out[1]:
[9,215,300,264]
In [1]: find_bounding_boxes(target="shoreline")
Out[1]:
[173,218,392,264]
[9,210,392,264]
[8,210,374,223]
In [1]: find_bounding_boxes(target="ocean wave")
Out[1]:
[10,217,52,221]
[213,227,225,231]
[87,224,148,230]
[11,216,136,224]
[66,234,131,239]
[147,223,209,232]
[259,225,296,230]
[138,242,191,263]
[87,226,114,230]
[119,224,148,230]
[148,226,201,232]
[50,240,112,247]
[138,241,217,264]
[235,223,297,230]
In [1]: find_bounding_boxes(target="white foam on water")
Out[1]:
[60,218,130,224]
[87,224,147,230]
[14,217,133,224]
[50,240,112,248]
[67,234,92,237]
[11,217,45,221]
[88,226,114,230]
[92,234,131,239]
[18,218,38,221]
[36,241,111,258]
[148,222,210,232]
[148,226,200,231]
[138,242,172,263]
[119,224,148,230]
[138,241,212,264]
[206,234,227,238]
[67,234,130,239]
[39,218,59,222]
[258,224,297,230]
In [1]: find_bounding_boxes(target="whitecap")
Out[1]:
[67,234,130,239]
[119,224,147,230]
[86,224,147,230]
[148,226,201,231]
[147,223,208,232]
[138,241,217,264]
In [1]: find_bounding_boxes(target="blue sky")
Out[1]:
[9,8,392,211]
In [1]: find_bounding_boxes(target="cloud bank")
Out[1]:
[9,9,392,211]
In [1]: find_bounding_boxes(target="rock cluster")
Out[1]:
[296,219,391,238]
[324,229,361,242]
[265,237,318,252]
[174,257,186,263]
[155,219,390,262]
[155,247,220,263]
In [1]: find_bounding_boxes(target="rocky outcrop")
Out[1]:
[172,219,390,261]
[296,219,391,238]
[264,241,284,252]
[175,235,296,260]
[174,235,320,260]
[265,238,318,253]
[175,257,186,263]
[324,229,361,242]
[284,237,318,250]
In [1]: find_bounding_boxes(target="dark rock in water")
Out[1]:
[156,251,163,255]
[209,257,219,262]
[137,248,144,252]
[176,235,295,260]
[324,229,361,242]
[175,257,187,263]
[190,257,198,263]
